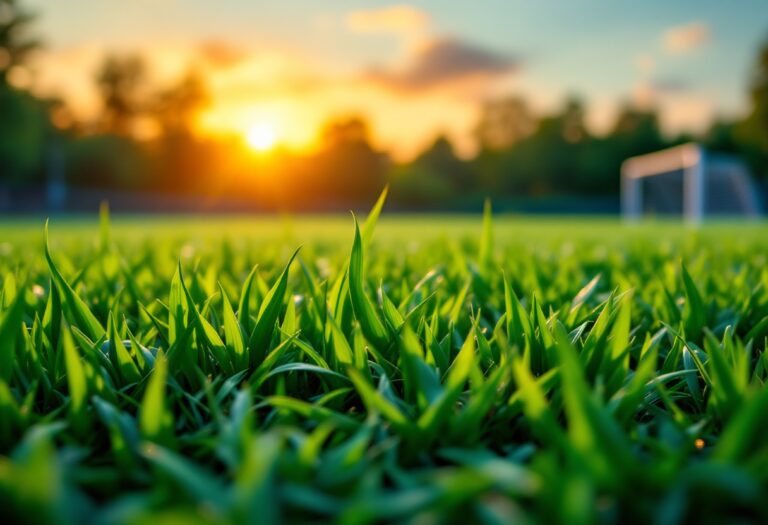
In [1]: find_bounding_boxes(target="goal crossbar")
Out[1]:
[622,143,704,222]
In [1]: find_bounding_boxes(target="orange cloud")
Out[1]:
[662,22,711,54]
[198,40,249,70]
[346,5,430,34]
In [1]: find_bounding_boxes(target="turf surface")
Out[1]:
[1,198,768,524]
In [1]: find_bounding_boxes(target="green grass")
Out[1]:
[1,196,768,524]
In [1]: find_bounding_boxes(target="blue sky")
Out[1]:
[24,0,768,158]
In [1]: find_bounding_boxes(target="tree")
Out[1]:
[705,119,741,153]
[746,38,768,148]
[608,104,666,163]
[320,116,370,147]
[0,0,40,87]
[558,97,588,144]
[474,96,536,151]
[96,53,147,135]
[304,116,388,207]
[389,135,473,208]
[526,97,590,192]
[731,37,768,181]
[415,135,472,190]
[149,69,212,193]
[0,87,48,186]
[153,68,209,138]
[0,0,47,189]
[610,105,663,147]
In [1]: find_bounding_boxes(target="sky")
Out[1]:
[21,0,768,159]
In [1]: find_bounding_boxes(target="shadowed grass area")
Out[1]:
[1,199,768,524]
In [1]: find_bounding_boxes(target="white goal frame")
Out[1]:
[621,143,759,222]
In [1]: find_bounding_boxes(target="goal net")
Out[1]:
[621,143,760,221]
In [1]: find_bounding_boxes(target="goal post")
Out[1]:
[621,143,759,222]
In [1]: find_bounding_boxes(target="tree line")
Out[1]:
[1,0,767,211]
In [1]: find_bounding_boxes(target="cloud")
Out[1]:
[651,78,690,94]
[198,40,249,69]
[633,78,692,107]
[363,37,518,91]
[662,22,711,54]
[346,5,430,34]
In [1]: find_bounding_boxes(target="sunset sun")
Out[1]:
[246,123,277,151]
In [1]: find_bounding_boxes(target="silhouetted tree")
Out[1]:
[150,69,213,193]
[416,135,472,190]
[0,0,47,191]
[558,97,589,144]
[475,96,536,151]
[0,0,39,86]
[531,97,590,192]
[729,36,768,181]
[705,119,740,152]
[745,38,768,149]
[96,53,147,135]
[302,116,388,207]
[0,87,47,186]
[389,135,472,208]
[65,134,148,190]
[320,117,370,147]
[610,105,663,146]
[153,68,209,138]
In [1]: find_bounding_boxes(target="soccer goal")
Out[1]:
[621,143,761,222]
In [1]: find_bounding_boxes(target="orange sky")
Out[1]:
[20,1,768,160]
[27,10,507,159]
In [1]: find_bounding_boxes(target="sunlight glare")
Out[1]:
[246,123,277,152]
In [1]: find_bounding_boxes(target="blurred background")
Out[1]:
[0,0,767,214]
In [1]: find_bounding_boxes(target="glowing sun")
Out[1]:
[246,123,277,151]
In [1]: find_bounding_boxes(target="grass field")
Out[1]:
[1,197,768,524]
